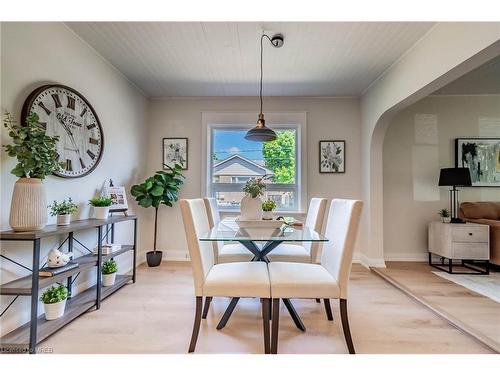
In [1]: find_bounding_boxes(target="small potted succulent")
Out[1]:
[89,196,113,220]
[262,199,277,220]
[241,177,267,220]
[102,259,118,286]
[40,284,70,320]
[48,198,78,226]
[438,208,451,223]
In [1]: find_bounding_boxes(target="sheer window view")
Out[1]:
[210,127,298,211]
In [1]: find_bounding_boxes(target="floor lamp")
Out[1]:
[438,167,472,223]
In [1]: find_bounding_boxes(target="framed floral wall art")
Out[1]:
[319,140,345,173]
[163,137,188,170]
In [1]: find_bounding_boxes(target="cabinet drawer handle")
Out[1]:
[469,233,473,236]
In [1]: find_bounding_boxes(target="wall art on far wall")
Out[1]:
[319,140,345,173]
[163,138,188,170]
[455,138,500,187]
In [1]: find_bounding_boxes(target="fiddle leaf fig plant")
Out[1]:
[3,111,63,179]
[130,164,185,253]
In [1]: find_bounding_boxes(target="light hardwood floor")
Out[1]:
[372,262,500,352]
[41,262,493,354]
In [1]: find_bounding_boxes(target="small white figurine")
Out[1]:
[47,248,73,268]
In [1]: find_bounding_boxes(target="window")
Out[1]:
[203,112,306,213]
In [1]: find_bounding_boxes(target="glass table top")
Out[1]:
[199,220,328,242]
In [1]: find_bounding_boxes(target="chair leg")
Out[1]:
[271,298,280,354]
[315,299,321,303]
[188,296,203,353]
[262,298,271,354]
[323,298,334,321]
[202,296,212,319]
[340,298,355,354]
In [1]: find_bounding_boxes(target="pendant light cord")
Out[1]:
[260,34,273,115]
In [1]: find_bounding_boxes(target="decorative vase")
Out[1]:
[442,217,451,223]
[94,206,110,220]
[43,299,67,320]
[57,214,71,226]
[262,211,274,220]
[240,194,262,220]
[9,177,47,231]
[102,272,117,287]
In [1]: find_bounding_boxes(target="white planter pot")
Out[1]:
[262,211,274,220]
[94,206,110,220]
[9,178,47,231]
[44,299,67,320]
[57,214,71,226]
[102,272,116,287]
[240,194,262,220]
[442,217,451,223]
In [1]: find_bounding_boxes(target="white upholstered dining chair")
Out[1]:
[180,198,271,353]
[267,197,327,263]
[204,197,253,263]
[268,199,363,354]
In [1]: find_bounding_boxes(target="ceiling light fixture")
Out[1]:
[245,33,284,142]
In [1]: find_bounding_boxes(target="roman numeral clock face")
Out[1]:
[22,85,104,178]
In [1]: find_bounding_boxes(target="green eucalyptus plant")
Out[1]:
[3,112,63,179]
[102,259,118,275]
[48,198,78,216]
[89,196,113,207]
[130,164,185,253]
[262,199,277,212]
[243,177,266,198]
[40,284,69,304]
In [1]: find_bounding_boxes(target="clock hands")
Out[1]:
[58,118,81,156]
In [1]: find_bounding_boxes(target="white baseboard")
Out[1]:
[384,252,428,262]
[162,249,190,262]
[356,253,386,268]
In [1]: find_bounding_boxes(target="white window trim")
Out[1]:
[201,111,308,213]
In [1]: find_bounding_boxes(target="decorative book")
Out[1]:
[39,262,79,277]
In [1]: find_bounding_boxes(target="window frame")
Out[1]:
[202,112,307,213]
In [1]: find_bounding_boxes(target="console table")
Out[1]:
[0,215,138,354]
[428,221,489,274]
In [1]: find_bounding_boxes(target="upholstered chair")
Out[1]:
[180,198,271,353]
[267,198,327,263]
[268,199,363,354]
[203,197,253,263]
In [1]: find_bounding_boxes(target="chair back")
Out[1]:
[180,199,215,296]
[203,197,222,262]
[304,198,328,261]
[320,199,363,299]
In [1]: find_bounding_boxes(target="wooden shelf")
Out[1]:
[0,246,134,296]
[0,215,137,240]
[0,275,132,349]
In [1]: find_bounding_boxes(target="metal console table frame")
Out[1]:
[0,215,138,354]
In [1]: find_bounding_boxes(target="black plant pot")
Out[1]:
[146,251,163,267]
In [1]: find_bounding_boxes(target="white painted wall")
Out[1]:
[383,95,500,261]
[360,22,500,266]
[0,23,148,335]
[146,97,362,260]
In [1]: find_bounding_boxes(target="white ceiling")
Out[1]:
[433,54,500,95]
[66,22,434,97]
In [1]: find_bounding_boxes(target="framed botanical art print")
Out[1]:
[163,138,188,170]
[319,140,345,173]
[455,138,500,187]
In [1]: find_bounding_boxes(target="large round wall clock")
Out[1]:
[21,84,104,178]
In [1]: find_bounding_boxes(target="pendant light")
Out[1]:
[245,33,284,142]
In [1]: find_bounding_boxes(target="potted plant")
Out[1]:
[240,177,266,220]
[48,198,78,226]
[130,164,185,267]
[89,196,113,220]
[438,208,451,223]
[40,284,70,320]
[3,112,62,231]
[102,259,118,286]
[262,199,277,220]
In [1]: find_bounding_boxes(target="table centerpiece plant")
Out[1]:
[130,164,185,267]
[3,112,63,231]
[262,199,277,220]
[48,198,78,226]
[240,177,267,220]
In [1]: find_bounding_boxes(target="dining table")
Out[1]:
[199,220,328,332]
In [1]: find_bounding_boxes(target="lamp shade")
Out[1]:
[438,168,472,187]
[244,113,277,142]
